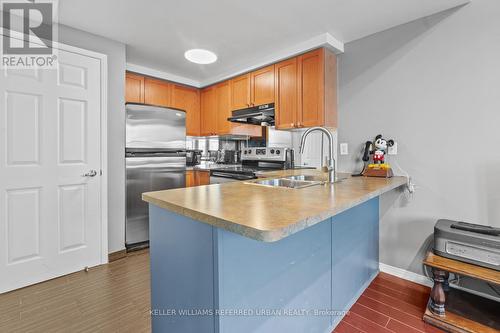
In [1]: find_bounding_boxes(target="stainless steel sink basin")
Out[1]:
[283,175,324,182]
[286,174,348,182]
[246,177,325,189]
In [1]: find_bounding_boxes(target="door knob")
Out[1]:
[82,169,98,177]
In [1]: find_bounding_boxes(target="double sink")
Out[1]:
[245,175,327,189]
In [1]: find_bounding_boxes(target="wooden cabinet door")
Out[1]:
[251,65,274,106]
[185,170,195,187]
[125,72,144,103]
[171,84,200,136]
[230,74,251,110]
[274,57,298,129]
[215,81,232,135]
[144,78,171,107]
[200,86,217,136]
[186,170,211,187]
[298,49,324,128]
[196,171,210,186]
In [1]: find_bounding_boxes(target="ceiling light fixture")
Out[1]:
[184,49,217,64]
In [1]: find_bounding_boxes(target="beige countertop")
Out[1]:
[142,170,407,242]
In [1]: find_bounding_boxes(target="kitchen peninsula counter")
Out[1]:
[144,171,407,333]
[142,170,406,242]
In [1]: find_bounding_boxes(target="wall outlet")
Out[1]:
[388,142,398,155]
[340,143,348,155]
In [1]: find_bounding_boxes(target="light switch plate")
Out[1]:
[388,142,398,155]
[340,143,348,155]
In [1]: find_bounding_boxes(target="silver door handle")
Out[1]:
[82,169,97,177]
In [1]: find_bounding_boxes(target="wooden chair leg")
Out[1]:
[429,269,449,316]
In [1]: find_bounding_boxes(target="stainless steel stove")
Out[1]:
[210,147,294,183]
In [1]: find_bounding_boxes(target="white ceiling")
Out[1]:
[59,0,469,86]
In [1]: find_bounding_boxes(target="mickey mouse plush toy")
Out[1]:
[362,134,395,177]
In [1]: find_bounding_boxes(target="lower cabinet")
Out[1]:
[186,170,210,187]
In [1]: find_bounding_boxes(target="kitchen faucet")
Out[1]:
[299,127,336,183]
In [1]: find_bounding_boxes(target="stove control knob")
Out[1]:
[270,149,275,154]
[276,150,281,155]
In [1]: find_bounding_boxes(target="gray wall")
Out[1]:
[59,25,126,254]
[337,0,500,275]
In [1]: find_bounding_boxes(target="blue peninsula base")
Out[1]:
[149,197,379,333]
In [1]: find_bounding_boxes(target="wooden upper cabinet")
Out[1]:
[251,65,275,106]
[201,80,263,137]
[230,66,275,111]
[298,49,324,128]
[275,48,337,130]
[230,74,251,110]
[171,84,200,136]
[215,81,232,135]
[274,57,299,130]
[125,72,144,103]
[322,49,338,128]
[124,47,336,138]
[144,78,172,107]
[200,86,217,136]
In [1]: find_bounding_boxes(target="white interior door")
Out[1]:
[0,46,104,293]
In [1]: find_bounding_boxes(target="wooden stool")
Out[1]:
[423,252,500,333]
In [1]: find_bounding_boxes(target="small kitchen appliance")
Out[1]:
[433,219,500,271]
[186,149,202,166]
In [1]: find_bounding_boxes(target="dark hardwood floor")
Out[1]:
[334,272,444,333]
[0,251,443,333]
[0,250,151,333]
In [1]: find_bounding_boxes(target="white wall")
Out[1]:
[338,0,500,274]
[59,25,127,254]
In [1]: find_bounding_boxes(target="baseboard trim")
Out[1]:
[379,262,432,287]
[108,249,127,262]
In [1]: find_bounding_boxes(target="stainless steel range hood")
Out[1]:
[227,103,275,126]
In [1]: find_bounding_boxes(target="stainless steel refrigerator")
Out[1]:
[125,104,186,249]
